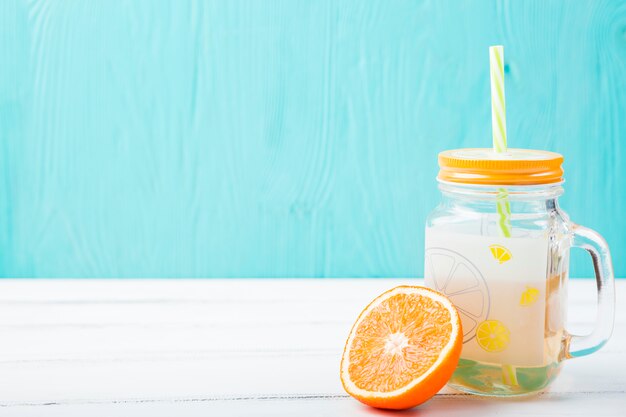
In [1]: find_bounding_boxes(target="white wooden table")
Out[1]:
[0,279,624,416]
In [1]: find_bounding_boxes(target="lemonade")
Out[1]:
[425,222,569,395]
[444,272,567,396]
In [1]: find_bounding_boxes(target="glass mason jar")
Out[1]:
[424,149,615,396]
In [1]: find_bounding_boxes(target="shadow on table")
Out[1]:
[354,391,561,416]
[355,395,497,416]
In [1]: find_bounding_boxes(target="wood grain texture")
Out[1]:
[0,1,625,277]
[0,279,623,416]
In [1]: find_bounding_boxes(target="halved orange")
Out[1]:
[340,286,462,410]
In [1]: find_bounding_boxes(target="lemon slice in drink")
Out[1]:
[520,286,540,306]
[476,320,510,352]
[489,244,512,264]
[425,248,490,343]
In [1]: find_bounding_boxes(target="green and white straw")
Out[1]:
[496,189,512,238]
[490,45,512,238]
[490,45,517,386]
[490,45,508,153]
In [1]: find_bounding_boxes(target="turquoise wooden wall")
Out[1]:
[1,0,624,278]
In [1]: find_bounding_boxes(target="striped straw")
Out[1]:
[496,189,512,237]
[490,45,507,152]
[490,45,512,237]
[490,45,517,386]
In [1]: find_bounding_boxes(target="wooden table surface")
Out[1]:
[0,279,624,416]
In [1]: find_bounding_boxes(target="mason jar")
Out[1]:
[424,148,614,396]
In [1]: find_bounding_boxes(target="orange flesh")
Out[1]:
[348,293,453,392]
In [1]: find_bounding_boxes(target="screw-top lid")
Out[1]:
[438,148,564,185]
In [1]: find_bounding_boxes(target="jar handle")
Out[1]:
[565,224,615,358]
